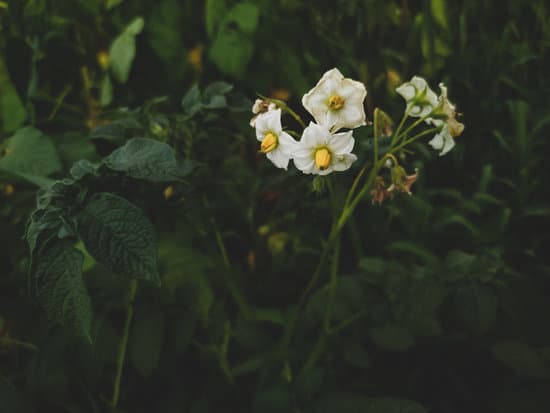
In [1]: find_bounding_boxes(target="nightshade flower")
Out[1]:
[427,83,464,156]
[255,109,297,170]
[302,68,367,132]
[396,76,438,118]
[293,122,357,176]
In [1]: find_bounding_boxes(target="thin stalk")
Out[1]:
[110,279,137,408]
[392,111,434,147]
[0,337,38,351]
[390,107,411,148]
[261,96,306,129]
[205,196,251,319]
[344,164,368,208]
[392,127,442,153]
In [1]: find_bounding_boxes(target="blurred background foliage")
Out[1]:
[1,0,550,412]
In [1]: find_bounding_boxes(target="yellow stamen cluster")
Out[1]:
[327,94,345,111]
[261,132,278,153]
[314,148,332,170]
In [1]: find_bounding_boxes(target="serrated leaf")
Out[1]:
[181,84,202,115]
[103,138,187,182]
[109,17,144,83]
[77,192,159,284]
[130,308,165,378]
[0,127,61,186]
[34,241,92,340]
[70,159,99,180]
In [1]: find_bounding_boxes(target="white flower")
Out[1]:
[255,109,297,169]
[302,68,367,132]
[427,83,464,156]
[428,125,455,156]
[250,99,277,127]
[293,122,357,176]
[396,76,438,118]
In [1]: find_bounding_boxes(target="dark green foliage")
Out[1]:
[1,0,550,412]
[77,192,159,284]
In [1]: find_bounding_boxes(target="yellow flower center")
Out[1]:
[327,94,345,110]
[261,132,278,153]
[314,148,332,170]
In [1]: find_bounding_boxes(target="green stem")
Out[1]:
[392,111,435,147]
[110,279,137,408]
[204,196,252,319]
[262,96,306,129]
[344,164,368,208]
[0,337,38,351]
[390,107,411,148]
[392,126,442,153]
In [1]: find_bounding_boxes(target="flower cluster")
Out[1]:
[252,68,367,174]
[396,76,464,156]
[250,70,464,204]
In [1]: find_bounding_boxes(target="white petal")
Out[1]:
[293,154,315,173]
[339,78,367,102]
[266,148,290,169]
[254,111,273,140]
[332,153,357,172]
[329,130,354,155]
[428,133,444,150]
[338,105,365,130]
[278,132,298,156]
[410,76,429,91]
[396,83,416,101]
[319,68,345,84]
[439,133,456,156]
[264,109,283,133]
[300,122,332,147]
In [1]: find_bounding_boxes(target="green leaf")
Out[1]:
[369,325,415,351]
[147,0,186,64]
[181,84,203,115]
[99,74,113,106]
[106,0,124,9]
[0,56,26,132]
[225,3,259,35]
[109,17,144,83]
[130,307,165,378]
[77,192,160,284]
[103,138,188,182]
[0,127,61,186]
[205,0,227,38]
[492,340,550,379]
[208,3,259,78]
[453,284,497,334]
[34,241,93,340]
